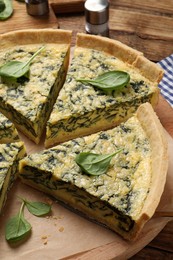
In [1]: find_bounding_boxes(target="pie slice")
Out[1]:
[0,141,26,214]
[45,33,163,147]
[0,112,19,144]
[0,29,72,144]
[0,112,26,213]
[19,103,168,240]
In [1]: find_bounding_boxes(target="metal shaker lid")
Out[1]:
[85,0,109,25]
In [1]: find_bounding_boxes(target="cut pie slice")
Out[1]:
[0,112,19,144]
[0,112,26,213]
[0,141,26,214]
[19,103,168,240]
[45,33,163,147]
[0,29,72,144]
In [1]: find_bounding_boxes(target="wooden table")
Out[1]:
[1,0,173,259]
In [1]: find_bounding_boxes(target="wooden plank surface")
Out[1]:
[0,1,58,34]
[51,0,173,61]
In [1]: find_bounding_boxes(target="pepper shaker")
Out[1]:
[25,0,49,16]
[84,0,109,37]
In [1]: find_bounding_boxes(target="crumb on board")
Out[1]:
[41,235,49,245]
[59,226,64,232]
[46,215,64,220]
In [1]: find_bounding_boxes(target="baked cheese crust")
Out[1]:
[0,29,72,144]
[19,103,168,240]
[45,33,163,147]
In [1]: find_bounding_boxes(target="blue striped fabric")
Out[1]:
[158,54,173,107]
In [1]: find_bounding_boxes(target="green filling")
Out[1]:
[20,165,134,233]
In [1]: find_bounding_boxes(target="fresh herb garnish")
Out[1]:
[0,0,13,20]
[5,197,51,243]
[5,201,31,242]
[77,71,130,94]
[0,46,45,80]
[21,198,51,217]
[75,149,123,176]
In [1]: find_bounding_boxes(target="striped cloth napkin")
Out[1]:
[158,54,173,107]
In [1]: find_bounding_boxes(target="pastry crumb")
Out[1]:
[41,235,49,245]
[41,235,48,239]
[57,215,64,220]
[59,226,64,232]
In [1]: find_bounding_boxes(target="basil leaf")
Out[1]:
[24,200,51,216]
[5,202,31,242]
[75,149,123,176]
[0,0,13,20]
[77,71,130,93]
[0,46,45,79]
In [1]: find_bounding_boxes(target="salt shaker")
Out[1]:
[25,0,49,16]
[84,0,109,37]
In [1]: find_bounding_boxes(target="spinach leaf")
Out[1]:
[75,149,123,176]
[77,71,130,93]
[5,202,31,242]
[5,197,52,243]
[23,199,51,216]
[0,0,13,20]
[0,46,45,79]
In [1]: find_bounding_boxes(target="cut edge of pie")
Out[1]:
[0,141,26,214]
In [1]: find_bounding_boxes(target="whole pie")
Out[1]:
[0,29,168,240]
[19,103,168,240]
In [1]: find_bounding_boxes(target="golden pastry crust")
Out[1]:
[76,33,163,83]
[0,29,72,49]
[123,102,168,240]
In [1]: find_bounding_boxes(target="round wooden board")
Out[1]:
[0,131,173,259]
